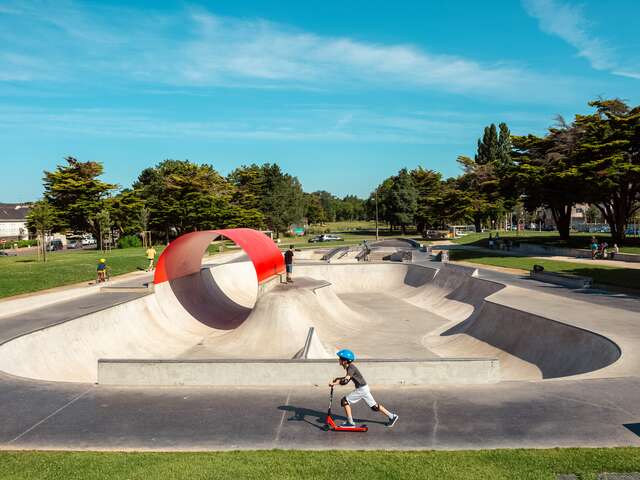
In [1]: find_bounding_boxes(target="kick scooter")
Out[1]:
[323,385,368,432]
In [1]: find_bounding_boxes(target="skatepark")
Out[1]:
[1,229,640,450]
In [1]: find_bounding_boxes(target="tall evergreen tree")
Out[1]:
[476,124,499,165]
[43,157,117,238]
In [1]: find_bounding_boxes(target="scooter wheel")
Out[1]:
[322,425,331,431]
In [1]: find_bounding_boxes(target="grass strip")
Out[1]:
[0,247,165,299]
[2,448,640,480]
[451,232,640,254]
[449,250,640,289]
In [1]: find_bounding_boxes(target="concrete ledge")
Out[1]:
[100,285,154,293]
[530,270,592,289]
[97,358,500,386]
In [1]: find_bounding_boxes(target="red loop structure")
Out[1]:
[154,228,284,285]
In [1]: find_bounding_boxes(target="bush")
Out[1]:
[117,235,142,249]
[0,239,38,249]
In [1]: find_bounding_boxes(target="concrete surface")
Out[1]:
[3,376,640,450]
[0,257,636,384]
[1,245,640,450]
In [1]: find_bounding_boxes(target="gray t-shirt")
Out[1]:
[346,363,367,388]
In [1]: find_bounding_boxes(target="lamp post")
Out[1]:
[375,188,379,241]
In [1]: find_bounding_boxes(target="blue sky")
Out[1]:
[1,0,639,201]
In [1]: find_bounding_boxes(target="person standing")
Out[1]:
[284,245,294,283]
[146,245,157,272]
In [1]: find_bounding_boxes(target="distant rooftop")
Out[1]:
[0,203,32,222]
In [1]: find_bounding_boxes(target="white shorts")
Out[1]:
[345,385,376,407]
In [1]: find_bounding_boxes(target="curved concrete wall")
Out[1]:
[431,299,621,380]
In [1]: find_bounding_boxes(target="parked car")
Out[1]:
[0,250,17,256]
[422,230,446,240]
[67,240,82,249]
[81,236,97,246]
[308,234,343,243]
[46,239,64,251]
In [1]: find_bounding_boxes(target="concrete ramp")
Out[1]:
[0,258,628,385]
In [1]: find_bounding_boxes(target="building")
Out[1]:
[0,203,31,241]
[537,203,589,230]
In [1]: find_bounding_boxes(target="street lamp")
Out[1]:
[375,187,379,241]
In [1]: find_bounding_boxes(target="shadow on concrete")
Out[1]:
[623,423,640,438]
[167,270,252,330]
[278,405,387,430]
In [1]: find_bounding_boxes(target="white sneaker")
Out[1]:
[387,414,399,427]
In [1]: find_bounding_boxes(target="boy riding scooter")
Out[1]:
[328,349,399,428]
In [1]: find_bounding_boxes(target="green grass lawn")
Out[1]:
[0,247,165,299]
[449,250,640,289]
[452,231,640,254]
[2,449,640,479]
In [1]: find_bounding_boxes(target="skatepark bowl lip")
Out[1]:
[0,257,627,386]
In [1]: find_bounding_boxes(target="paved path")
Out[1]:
[2,264,640,450]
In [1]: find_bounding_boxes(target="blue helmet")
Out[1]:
[336,349,355,362]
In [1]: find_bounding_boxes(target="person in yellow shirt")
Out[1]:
[146,245,157,272]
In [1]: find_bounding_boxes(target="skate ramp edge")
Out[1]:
[97,358,499,386]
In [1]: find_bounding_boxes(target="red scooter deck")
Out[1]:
[324,414,368,432]
[323,385,368,432]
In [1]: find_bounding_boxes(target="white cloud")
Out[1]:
[0,105,490,144]
[0,0,571,99]
[523,0,640,79]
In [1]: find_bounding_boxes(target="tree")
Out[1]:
[43,157,117,237]
[94,208,112,251]
[304,193,326,225]
[456,156,499,232]
[26,200,57,262]
[585,204,601,224]
[338,195,366,221]
[134,159,260,241]
[439,177,474,227]
[457,123,514,232]
[511,123,586,241]
[228,164,266,215]
[261,164,305,236]
[313,191,338,223]
[573,99,640,243]
[387,168,417,234]
[107,189,145,237]
[411,167,443,232]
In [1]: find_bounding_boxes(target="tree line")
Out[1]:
[27,158,368,248]
[369,98,640,244]
[27,97,639,248]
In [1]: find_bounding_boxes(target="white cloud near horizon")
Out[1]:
[0,1,573,99]
[523,0,639,79]
[0,104,549,145]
